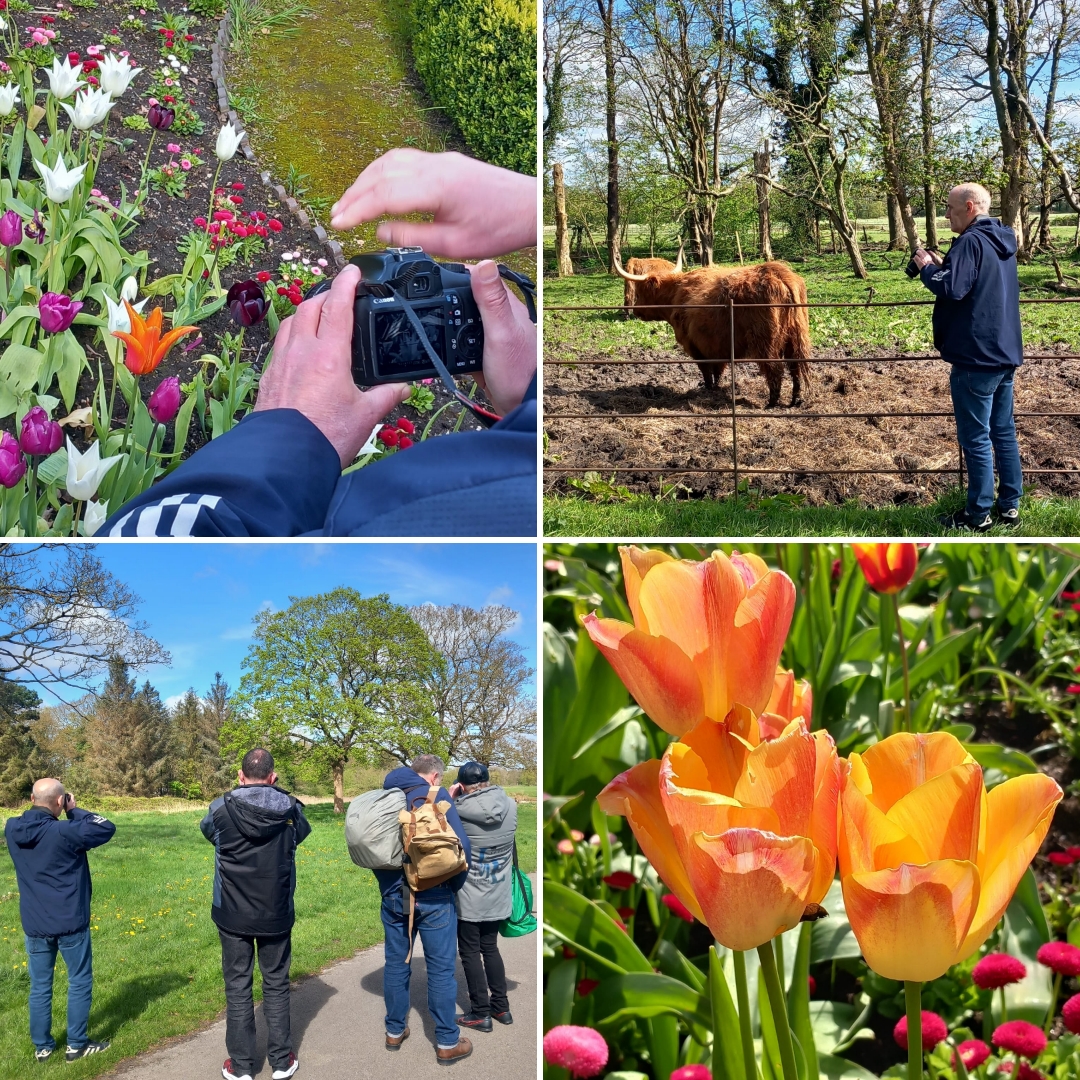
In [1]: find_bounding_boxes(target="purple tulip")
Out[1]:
[25,210,45,245]
[0,211,23,248]
[148,103,175,130]
[226,279,269,327]
[147,376,181,424]
[38,292,83,334]
[0,431,26,487]
[19,406,62,456]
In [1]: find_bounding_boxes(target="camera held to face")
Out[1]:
[905,246,941,278]
[307,247,484,386]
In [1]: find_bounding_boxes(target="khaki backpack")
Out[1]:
[399,785,468,961]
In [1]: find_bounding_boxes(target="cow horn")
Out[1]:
[674,240,684,273]
[611,250,648,282]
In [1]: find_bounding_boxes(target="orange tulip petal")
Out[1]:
[859,732,974,814]
[839,771,928,875]
[597,759,705,924]
[690,829,816,951]
[582,613,704,736]
[733,723,817,837]
[959,772,1062,958]
[727,570,797,717]
[808,730,842,903]
[730,551,771,587]
[842,860,980,982]
[157,323,200,355]
[852,543,918,594]
[885,762,983,864]
[678,712,756,796]
[619,546,674,632]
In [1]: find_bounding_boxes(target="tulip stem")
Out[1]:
[71,497,81,538]
[733,951,758,1080]
[140,128,156,191]
[1043,973,1059,1034]
[892,592,912,731]
[758,943,799,1080]
[905,981,923,1080]
[207,159,223,228]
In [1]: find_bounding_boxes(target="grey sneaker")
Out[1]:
[938,508,992,533]
[35,1048,53,1063]
[65,1042,109,1062]
[996,505,1020,526]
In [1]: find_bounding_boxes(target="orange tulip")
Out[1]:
[852,543,919,594]
[839,731,1062,982]
[582,546,796,736]
[598,708,841,951]
[759,666,813,740]
[113,301,199,376]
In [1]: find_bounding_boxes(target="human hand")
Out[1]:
[449,783,464,798]
[255,265,409,468]
[64,793,76,812]
[913,248,934,270]
[330,149,537,259]
[468,261,536,416]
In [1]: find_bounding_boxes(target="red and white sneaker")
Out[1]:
[272,1054,299,1079]
[222,1060,253,1080]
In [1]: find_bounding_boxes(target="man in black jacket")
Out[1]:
[913,183,1024,531]
[4,778,115,1063]
[201,749,311,1080]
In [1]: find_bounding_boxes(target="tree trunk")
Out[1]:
[754,143,773,260]
[599,0,619,272]
[553,163,573,276]
[917,0,939,249]
[886,194,903,250]
[332,762,344,813]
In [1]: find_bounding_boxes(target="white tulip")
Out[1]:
[45,56,84,101]
[61,86,114,131]
[34,156,88,203]
[121,275,139,302]
[82,499,108,536]
[0,16,7,30]
[65,437,121,501]
[103,292,147,334]
[214,122,245,162]
[0,83,20,117]
[97,53,143,99]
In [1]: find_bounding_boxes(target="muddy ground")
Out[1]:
[544,344,1080,505]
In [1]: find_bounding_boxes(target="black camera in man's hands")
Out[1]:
[307,247,484,386]
[905,247,941,278]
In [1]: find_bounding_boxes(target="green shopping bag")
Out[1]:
[500,841,536,937]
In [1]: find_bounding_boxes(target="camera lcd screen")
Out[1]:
[372,304,445,371]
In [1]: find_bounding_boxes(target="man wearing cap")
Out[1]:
[449,762,518,1032]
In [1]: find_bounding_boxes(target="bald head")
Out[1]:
[32,778,67,817]
[946,183,991,234]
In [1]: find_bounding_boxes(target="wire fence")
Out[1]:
[544,295,1080,498]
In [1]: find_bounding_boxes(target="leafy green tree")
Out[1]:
[237,589,446,812]
[0,679,44,806]
[170,679,232,801]
[86,659,172,796]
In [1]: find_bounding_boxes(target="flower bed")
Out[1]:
[543,542,1080,1080]
[0,0,481,536]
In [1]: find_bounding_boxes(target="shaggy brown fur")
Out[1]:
[620,260,812,407]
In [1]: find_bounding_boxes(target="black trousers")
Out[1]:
[218,928,293,1074]
[457,920,508,1016]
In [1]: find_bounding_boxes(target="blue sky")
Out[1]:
[35,542,538,707]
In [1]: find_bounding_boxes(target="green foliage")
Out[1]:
[188,0,225,14]
[410,0,536,174]
[406,382,436,413]
[0,680,42,807]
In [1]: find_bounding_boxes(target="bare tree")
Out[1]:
[598,0,622,270]
[410,604,536,770]
[0,544,169,692]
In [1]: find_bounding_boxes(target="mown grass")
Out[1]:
[0,802,536,1078]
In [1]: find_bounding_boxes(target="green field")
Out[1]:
[0,801,537,1079]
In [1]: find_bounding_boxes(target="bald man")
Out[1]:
[912,183,1023,531]
[4,779,115,1063]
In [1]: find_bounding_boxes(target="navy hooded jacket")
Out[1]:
[919,216,1023,370]
[372,767,472,899]
[102,378,537,538]
[4,806,115,938]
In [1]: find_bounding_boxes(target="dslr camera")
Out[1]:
[308,247,484,386]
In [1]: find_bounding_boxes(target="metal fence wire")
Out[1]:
[543,295,1080,497]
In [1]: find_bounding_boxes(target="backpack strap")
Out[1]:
[404,887,417,964]
[424,785,438,804]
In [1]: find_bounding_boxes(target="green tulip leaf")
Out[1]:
[818,1053,882,1080]
[543,880,652,975]
[589,971,712,1043]
[544,958,578,1032]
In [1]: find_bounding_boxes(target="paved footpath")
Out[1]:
[108,877,536,1080]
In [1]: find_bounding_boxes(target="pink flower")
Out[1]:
[1037,941,1080,976]
[1063,993,1080,1034]
[317,258,328,267]
[661,893,695,923]
[992,1020,1047,1059]
[542,1026,609,1079]
[894,1011,948,1051]
[166,142,180,152]
[953,1040,991,1070]
[556,839,574,855]
[972,953,1027,990]
[671,1068,712,1080]
[1048,851,1076,865]
[180,159,191,170]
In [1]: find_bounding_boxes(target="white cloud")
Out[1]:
[485,585,514,605]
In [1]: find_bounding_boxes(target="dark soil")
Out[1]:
[3,0,481,465]
[544,344,1080,504]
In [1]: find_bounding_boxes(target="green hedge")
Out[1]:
[411,0,536,176]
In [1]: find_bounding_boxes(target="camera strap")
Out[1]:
[387,265,536,430]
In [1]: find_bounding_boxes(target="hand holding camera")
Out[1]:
[906,247,944,277]
[63,793,76,813]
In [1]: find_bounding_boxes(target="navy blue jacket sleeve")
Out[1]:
[200,801,220,844]
[103,410,342,537]
[921,237,979,300]
[62,808,115,851]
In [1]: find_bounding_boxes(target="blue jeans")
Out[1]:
[25,929,94,1052]
[949,365,1023,518]
[381,884,459,1048]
